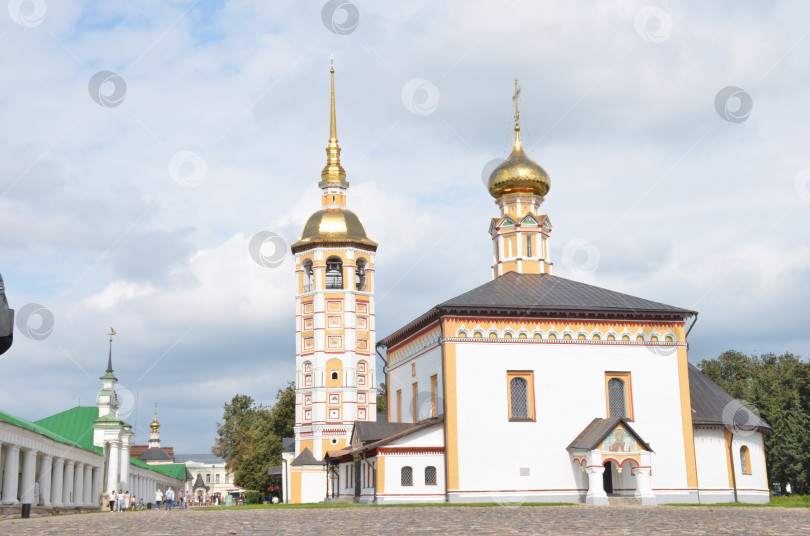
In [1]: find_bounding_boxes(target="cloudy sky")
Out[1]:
[1,0,808,452]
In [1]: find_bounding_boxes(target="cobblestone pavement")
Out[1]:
[2,505,809,535]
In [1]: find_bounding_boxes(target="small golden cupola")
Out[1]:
[488,79,553,279]
[487,79,551,201]
[148,404,162,449]
[150,409,160,432]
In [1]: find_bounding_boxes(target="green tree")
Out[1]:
[376,382,387,414]
[212,394,259,474]
[699,350,810,494]
[225,382,296,493]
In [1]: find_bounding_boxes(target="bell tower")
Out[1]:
[289,58,378,470]
[486,79,553,278]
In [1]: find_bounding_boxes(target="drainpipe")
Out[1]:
[281,458,288,504]
[684,313,698,351]
[438,319,450,504]
[728,432,738,503]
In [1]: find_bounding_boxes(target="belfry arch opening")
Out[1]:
[303,259,314,292]
[356,258,367,291]
[326,256,343,289]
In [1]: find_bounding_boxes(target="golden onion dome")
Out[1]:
[487,126,550,199]
[150,410,160,432]
[291,208,378,250]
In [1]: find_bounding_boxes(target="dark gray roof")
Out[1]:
[379,272,696,347]
[689,364,771,433]
[267,465,283,476]
[138,447,173,461]
[567,417,653,452]
[282,437,295,453]
[353,420,418,444]
[192,473,209,491]
[357,416,445,454]
[376,411,388,423]
[327,417,445,463]
[173,453,225,464]
[290,448,324,467]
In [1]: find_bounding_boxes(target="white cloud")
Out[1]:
[1,0,809,451]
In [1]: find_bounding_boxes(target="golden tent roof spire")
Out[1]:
[320,55,348,188]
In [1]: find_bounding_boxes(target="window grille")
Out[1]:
[608,378,626,418]
[510,377,528,419]
[740,447,750,474]
[401,466,413,486]
[425,466,437,485]
[526,235,532,257]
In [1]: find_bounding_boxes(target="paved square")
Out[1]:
[2,505,809,535]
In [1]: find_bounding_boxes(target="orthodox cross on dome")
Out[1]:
[512,77,521,130]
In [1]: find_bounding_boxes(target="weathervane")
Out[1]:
[512,77,521,128]
[330,53,334,73]
[107,327,116,343]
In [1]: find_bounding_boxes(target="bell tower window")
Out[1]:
[326,256,343,289]
[303,259,314,292]
[356,258,367,291]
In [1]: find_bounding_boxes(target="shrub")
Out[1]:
[244,490,263,504]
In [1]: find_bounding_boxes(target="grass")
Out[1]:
[202,501,578,511]
[665,494,810,508]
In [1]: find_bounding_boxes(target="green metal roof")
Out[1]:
[1,405,187,482]
[0,409,99,454]
[145,463,189,481]
[35,406,100,451]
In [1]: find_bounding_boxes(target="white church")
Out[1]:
[279,68,771,506]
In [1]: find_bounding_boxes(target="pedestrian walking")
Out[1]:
[122,491,130,512]
[116,489,124,512]
[166,487,175,511]
[155,489,163,511]
[108,489,116,512]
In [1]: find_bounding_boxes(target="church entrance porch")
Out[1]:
[603,461,614,494]
[568,417,657,506]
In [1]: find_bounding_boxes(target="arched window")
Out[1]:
[510,377,528,419]
[608,378,626,418]
[740,446,752,474]
[425,466,437,485]
[356,258,367,291]
[326,256,343,289]
[401,466,413,486]
[302,259,313,292]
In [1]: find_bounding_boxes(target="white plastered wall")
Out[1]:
[450,341,691,503]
